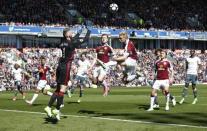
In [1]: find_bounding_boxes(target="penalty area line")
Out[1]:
[0,108,207,129]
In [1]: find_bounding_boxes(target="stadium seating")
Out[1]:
[0,0,206,30]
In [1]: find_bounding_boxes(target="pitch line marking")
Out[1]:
[0,108,207,129]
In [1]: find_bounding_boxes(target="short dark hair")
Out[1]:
[80,52,87,57]
[101,34,109,38]
[63,28,71,38]
[190,49,195,53]
[155,48,162,55]
[40,56,45,59]
[161,49,167,55]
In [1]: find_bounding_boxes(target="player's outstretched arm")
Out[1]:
[72,28,91,47]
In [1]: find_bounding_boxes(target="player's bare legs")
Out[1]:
[147,88,157,111]
[13,82,26,101]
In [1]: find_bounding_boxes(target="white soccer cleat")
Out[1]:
[44,106,52,117]
[179,98,185,104]
[126,75,136,82]
[147,108,154,112]
[52,109,60,120]
[103,93,108,97]
[77,99,81,103]
[25,100,32,105]
[192,98,198,104]
[22,95,26,100]
[153,104,160,109]
[12,97,16,101]
[165,105,170,111]
[172,98,176,106]
[60,104,64,108]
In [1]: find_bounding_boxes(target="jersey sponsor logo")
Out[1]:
[158,64,165,70]
[98,49,104,54]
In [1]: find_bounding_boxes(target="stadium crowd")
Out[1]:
[0,0,206,30]
[56,0,207,30]
[0,48,206,91]
[0,0,68,26]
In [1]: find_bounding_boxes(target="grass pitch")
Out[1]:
[0,85,207,131]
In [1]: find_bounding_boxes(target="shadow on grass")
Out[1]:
[138,104,160,110]
[78,110,95,114]
[67,101,80,104]
[30,103,44,106]
[137,104,150,110]
[44,117,58,124]
[77,109,207,126]
[43,115,67,125]
[78,110,134,117]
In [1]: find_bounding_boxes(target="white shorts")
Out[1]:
[105,61,117,67]
[124,57,137,75]
[125,57,137,67]
[152,79,170,90]
[93,66,107,78]
[37,80,47,90]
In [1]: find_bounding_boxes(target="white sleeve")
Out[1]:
[11,69,14,75]
[20,69,26,74]
[78,60,81,66]
[197,57,201,65]
[123,52,129,58]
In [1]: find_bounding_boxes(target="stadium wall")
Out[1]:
[0,25,207,49]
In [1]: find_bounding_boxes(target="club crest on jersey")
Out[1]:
[158,64,165,70]
[104,47,108,50]
[98,49,104,54]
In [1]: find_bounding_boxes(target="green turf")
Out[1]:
[0,85,207,131]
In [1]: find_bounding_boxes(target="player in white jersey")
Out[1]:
[74,52,91,102]
[11,61,29,101]
[179,50,201,104]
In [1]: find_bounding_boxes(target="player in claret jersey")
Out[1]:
[113,32,138,84]
[147,50,175,111]
[26,56,53,105]
[90,34,116,96]
[152,49,176,109]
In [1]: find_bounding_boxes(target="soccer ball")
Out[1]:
[109,3,118,12]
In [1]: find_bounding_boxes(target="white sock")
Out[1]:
[127,75,136,81]
[103,80,108,88]
[150,96,155,108]
[47,91,53,96]
[30,93,39,104]
[46,106,51,109]
[166,94,170,106]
